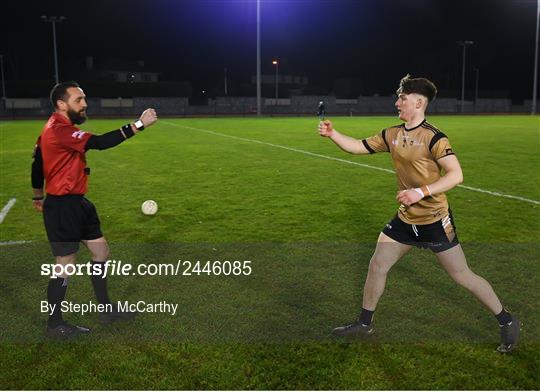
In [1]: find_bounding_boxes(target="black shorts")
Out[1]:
[43,195,103,256]
[382,212,459,253]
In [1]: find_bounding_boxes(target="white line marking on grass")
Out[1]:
[163,121,394,174]
[0,198,17,224]
[163,121,540,206]
[457,185,540,205]
[0,240,32,246]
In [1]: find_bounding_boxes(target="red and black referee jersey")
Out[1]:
[36,112,93,195]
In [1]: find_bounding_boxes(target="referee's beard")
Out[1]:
[67,108,87,125]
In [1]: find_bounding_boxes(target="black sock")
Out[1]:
[495,308,512,326]
[47,277,68,327]
[90,261,111,305]
[359,308,375,326]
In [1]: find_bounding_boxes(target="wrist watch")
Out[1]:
[134,120,145,131]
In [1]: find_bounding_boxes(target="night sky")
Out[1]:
[2,0,539,100]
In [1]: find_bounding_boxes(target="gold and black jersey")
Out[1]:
[362,119,455,225]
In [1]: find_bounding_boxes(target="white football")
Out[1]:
[141,200,158,215]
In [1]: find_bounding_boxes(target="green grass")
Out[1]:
[0,115,539,389]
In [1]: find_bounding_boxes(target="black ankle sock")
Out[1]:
[359,308,374,326]
[47,277,67,327]
[90,261,111,305]
[495,308,512,326]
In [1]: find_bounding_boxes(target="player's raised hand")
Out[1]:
[318,120,334,137]
[396,189,423,206]
[140,108,158,128]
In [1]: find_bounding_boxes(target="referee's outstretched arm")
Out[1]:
[86,108,158,150]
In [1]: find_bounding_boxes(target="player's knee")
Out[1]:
[369,256,392,276]
[91,245,110,262]
[450,268,474,288]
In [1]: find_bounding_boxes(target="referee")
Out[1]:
[31,81,158,339]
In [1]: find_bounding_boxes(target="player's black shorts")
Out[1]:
[43,195,103,256]
[382,212,459,253]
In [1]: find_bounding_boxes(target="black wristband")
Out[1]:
[32,196,44,201]
[121,124,135,139]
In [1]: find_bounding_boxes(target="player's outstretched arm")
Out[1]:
[85,108,158,151]
[318,120,370,155]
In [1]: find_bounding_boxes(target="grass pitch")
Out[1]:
[0,115,539,389]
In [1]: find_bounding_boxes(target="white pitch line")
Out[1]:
[163,121,540,206]
[0,198,17,224]
[163,121,394,174]
[458,185,540,205]
[0,240,32,246]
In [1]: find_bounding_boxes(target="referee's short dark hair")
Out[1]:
[396,74,437,102]
[50,81,80,109]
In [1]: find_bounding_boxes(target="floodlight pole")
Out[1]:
[224,67,228,96]
[272,60,279,100]
[0,54,6,110]
[41,15,65,85]
[474,68,479,102]
[256,0,261,116]
[532,0,539,115]
[458,40,474,113]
